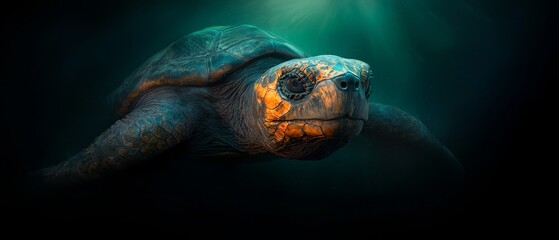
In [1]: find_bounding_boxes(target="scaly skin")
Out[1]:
[38,88,195,185]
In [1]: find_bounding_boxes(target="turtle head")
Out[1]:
[253,55,372,159]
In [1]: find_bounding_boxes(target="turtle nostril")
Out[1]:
[333,74,360,91]
[340,81,348,89]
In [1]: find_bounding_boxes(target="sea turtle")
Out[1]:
[35,25,460,186]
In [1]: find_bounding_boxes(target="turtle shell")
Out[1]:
[112,24,305,115]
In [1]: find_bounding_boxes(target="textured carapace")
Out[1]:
[254,55,372,159]
[112,24,305,116]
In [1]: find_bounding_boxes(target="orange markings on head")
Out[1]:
[303,124,323,137]
[285,124,304,138]
[255,83,266,104]
[267,126,276,135]
[263,121,275,128]
[268,120,330,143]
[254,55,369,149]
[263,90,282,109]
[274,122,289,141]
[265,100,291,121]
[312,83,343,113]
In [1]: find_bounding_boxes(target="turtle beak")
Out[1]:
[331,73,369,121]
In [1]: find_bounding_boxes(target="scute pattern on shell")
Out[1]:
[112,25,305,116]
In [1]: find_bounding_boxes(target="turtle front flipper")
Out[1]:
[31,87,196,188]
[362,103,463,174]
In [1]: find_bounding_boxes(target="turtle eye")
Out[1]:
[278,72,313,101]
[286,77,305,93]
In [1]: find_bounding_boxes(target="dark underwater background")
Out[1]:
[2,0,556,237]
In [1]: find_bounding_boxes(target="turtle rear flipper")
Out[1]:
[362,103,463,175]
[31,87,197,188]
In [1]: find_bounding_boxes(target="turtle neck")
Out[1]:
[212,57,286,154]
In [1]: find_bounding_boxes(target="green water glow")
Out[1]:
[5,0,551,232]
